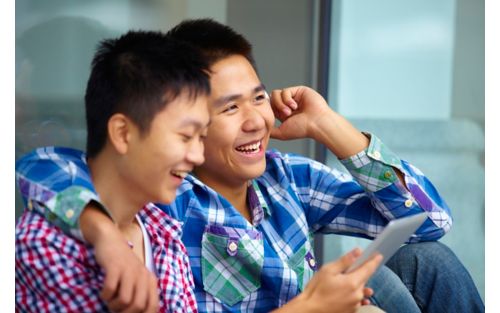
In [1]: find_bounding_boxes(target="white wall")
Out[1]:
[329,0,456,119]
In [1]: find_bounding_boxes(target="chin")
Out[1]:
[245,163,266,180]
[158,191,176,205]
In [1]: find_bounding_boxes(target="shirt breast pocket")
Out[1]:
[201,224,264,306]
[287,235,317,291]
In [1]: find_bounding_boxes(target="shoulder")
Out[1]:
[16,146,86,169]
[16,211,88,258]
[264,149,330,177]
[16,211,59,241]
[265,149,305,169]
[139,204,183,240]
[15,147,91,192]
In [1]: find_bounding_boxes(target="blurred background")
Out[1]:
[15,0,484,300]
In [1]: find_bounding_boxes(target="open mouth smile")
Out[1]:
[235,141,262,154]
[171,170,188,179]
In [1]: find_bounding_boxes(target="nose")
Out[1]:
[186,139,205,166]
[241,105,266,132]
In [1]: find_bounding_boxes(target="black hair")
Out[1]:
[167,19,257,70]
[85,31,210,157]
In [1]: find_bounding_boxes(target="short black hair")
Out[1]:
[85,31,210,157]
[168,19,257,70]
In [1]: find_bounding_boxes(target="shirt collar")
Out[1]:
[186,174,272,224]
[139,203,183,240]
[185,173,204,187]
[248,180,271,224]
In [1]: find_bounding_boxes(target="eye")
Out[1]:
[222,103,238,113]
[254,93,267,103]
[180,134,193,142]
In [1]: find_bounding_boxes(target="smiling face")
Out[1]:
[193,55,275,189]
[122,92,210,204]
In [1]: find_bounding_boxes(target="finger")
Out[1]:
[271,90,292,117]
[120,304,141,313]
[121,274,149,313]
[280,87,299,110]
[100,268,120,302]
[351,253,383,283]
[322,248,362,274]
[145,274,159,313]
[270,103,288,123]
[351,247,362,258]
[270,125,286,140]
[107,272,134,311]
[363,287,374,298]
[362,287,374,306]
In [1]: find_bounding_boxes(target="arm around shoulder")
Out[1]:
[16,147,109,241]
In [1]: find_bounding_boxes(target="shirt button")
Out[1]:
[404,199,413,208]
[228,242,238,252]
[373,151,381,160]
[308,258,316,268]
[65,209,75,219]
[384,171,392,179]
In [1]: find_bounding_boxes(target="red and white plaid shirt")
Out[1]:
[15,203,198,313]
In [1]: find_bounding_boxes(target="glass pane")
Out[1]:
[15,0,229,219]
[323,0,484,300]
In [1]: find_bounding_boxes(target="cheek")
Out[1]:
[150,139,184,166]
[161,150,177,164]
[206,124,233,148]
[203,143,222,162]
[202,137,232,166]
[263,106,275,129]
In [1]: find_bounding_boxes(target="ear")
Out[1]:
[107,113,136,154]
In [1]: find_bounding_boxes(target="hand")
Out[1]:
[270,86,369,159]
[80,205,159,313]
[270,86,331,141]
[275,248,382,313]
[95,232,159,313]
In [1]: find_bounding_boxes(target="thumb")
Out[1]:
[270,126,286,140]
[324,248,362,274]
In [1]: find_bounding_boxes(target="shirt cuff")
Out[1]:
[340,133,403,192]
[28,185,111,242]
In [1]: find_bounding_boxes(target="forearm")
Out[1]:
[303,140,451,239]
[310,110,369,159]
[271,293,315,313]
[80,202,119,246]
[15,147,111,241]
[309,113,411,190]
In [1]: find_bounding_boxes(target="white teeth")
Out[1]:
[236,141,261,152]
[171,171,187,178]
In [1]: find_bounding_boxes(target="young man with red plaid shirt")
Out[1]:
[15,31,211,312]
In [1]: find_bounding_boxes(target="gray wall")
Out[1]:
[451,0,485,129]
[15,0,320,219]
[227,0,316,156]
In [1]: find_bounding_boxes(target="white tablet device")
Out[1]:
[346,212,428,273]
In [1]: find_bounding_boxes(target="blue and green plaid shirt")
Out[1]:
[15,134,452,312]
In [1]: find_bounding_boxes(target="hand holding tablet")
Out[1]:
[346,213,428,273]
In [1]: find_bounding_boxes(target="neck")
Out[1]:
[87,151,144,227]
[195,171,252,221]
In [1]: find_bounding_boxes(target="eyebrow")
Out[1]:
[178,117,211,129]
[213,83,267,108]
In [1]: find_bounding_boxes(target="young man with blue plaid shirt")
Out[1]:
[15,19,484,312]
